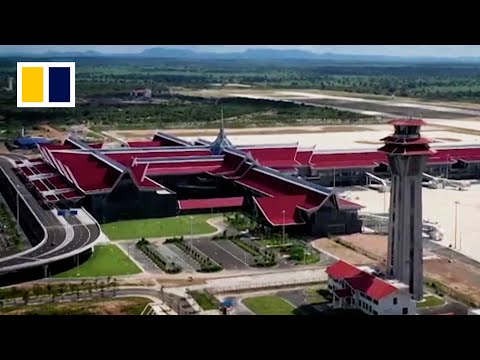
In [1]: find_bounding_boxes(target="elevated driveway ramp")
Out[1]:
[0,157,102,282]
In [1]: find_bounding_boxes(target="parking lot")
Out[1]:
[188,238,252,270]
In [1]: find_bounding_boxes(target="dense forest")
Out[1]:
[0,92,370,135]
[2,57,480,101]
[2,57,480,134]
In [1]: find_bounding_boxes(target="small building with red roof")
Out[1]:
[326,260,415,315]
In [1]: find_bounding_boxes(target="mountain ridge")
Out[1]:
[3,47,480,63]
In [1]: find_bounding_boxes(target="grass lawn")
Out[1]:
[102,214,219,240]
[189,290,220,311]
[297,253,320,265]
[306,286,330,304]
[243,295,296,315]
[55,245,141,278]
[416,295,445,308]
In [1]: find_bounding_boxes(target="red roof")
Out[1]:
[333,288,352,298]
[378,143,435,156]
[345,274,397,301]
[327,260,398,301]
[146,158,223,176]
[253,196,305,226]
[127,141,163,148]
[295,149,314,165]
[381,136,433,145]
[178,197,244,210]
[152,133,191,146]
[326,260,364,280]
[389,119,428,126]
[338,197,364,210]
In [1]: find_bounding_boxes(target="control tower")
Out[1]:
[378,119,435,300]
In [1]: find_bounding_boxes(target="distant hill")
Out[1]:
[4,47,480,63]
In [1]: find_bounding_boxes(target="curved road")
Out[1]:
[0,155,100,274]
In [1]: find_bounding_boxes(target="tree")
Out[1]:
[32,286,42,300]
[99,281,106,298]
[111,278,118,297]
[22,290,30,305]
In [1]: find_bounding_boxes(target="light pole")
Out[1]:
[454,201,460,249]
[333,168,336,188]
[16,188,20,231]
[383,189,387,213]
[282,210,286,244]
[190,216,194,238]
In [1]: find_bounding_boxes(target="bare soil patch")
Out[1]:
[334,233,480,306]
[338,233,388,261]
[38,125,66,141]
[107,125,374,140]
[311,238,375,266]
[1,297,149,315]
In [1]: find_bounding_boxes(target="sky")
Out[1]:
[1,45,480,57]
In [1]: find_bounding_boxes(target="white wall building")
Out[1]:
[326,260,416,315]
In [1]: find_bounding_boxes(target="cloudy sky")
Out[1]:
[1,45,480,57]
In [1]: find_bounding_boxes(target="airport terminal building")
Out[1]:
[13,122,480,238]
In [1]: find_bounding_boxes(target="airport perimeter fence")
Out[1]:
[0,168,44,247]
[208,276,327,295]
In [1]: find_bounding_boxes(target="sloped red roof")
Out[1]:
[178,197,244,210]
[333,288,352,298]
[389,119,428,126]
[345,274,397,301]
[326,260,364,280]
[127,141,164,148]
[327,260,398,301]
[146,158,223,176]
[253,196,306,226]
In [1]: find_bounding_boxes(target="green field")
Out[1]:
[55,245,141,278]
[0,297,149,315]
[416,295,445,308]
[306,286,330,304]
[101,214,219,240]
[189,290,220,311]
[243,295,296,315]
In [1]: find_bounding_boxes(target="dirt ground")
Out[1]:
[33,125,66,141]
[338,233,388,261]
[1,297,149,315]
[425,259,480,305]
[336,233,480,305]
[105,125,376,141]
[311,238,375,266]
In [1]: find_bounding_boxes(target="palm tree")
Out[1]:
[32,286,42,300]
[111,279,118,297]
[51,288,58,303]
[99,281,105,298]
[22,290,30,305]
[70,283,79,300]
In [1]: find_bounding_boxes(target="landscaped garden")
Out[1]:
[102,214,219,240]
[55,245,142,278]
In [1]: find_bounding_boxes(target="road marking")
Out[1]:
[211,241,250,267]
